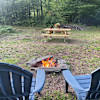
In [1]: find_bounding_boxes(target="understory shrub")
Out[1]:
[0,25,18,35]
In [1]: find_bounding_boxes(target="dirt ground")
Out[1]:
[0,27,100,99]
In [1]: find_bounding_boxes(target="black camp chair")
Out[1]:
[0,62,45,100]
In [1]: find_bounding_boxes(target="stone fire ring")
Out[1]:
[27,55,69,72]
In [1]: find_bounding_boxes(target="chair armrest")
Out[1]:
[62,70,89,92]
[31,69,45,94]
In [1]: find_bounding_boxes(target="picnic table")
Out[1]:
[42,28,71,42]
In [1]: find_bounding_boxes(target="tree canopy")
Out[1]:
[0,0,100,26]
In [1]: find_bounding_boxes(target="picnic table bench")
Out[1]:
[42,28,71,42]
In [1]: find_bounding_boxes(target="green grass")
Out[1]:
[39,91,71,100]
[0,25,100,99]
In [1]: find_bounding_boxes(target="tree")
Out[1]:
[0,0,100,26]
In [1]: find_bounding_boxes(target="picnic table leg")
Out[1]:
[50,36,52,39]
[53,30,55,34]
[65,31,68,35]
[64,32,67,42]
[64,37,66,42]
[44,36,48,42]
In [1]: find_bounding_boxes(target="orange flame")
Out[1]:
[42,57,56,67]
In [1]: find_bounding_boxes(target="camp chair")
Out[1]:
[0,62,45,100]
[62,68,100,100]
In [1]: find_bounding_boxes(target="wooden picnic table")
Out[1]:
[43,28,71,31]
[43,28,71,34]
[42,28,71,42]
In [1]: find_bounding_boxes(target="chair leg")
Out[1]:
[38,92,41,95]
[65,81,68,93]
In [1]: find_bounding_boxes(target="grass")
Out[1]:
[0,25,100,99]
[39,91,71,100]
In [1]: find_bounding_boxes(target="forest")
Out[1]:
[0,0,100,27]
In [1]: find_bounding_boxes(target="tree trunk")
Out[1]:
[34,11,36,19]
[40,0,43,20]
[28,3,31,19]
[32,1,35,20]
[37,9,39,20]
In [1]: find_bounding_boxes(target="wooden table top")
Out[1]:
[43,28,71,31]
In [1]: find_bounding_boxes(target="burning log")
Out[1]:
[27,55,53,67]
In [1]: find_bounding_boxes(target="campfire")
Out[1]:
[27,55,69,72]
[42,57,57,67]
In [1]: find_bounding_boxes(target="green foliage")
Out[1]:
[0,25,18,35]
[0,0,100,26]
[41,91,68,100]
[94,47,100,51]
[43,12,65,27]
